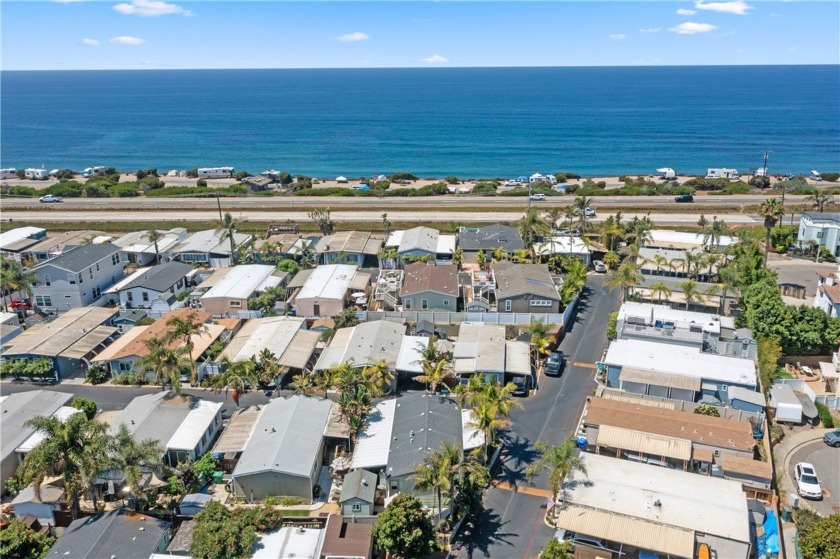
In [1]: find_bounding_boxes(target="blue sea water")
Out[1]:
[2,66,838,177]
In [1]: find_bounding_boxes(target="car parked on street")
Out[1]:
[545,351,565,376]
[39,194,63,203]
[593,260,607,273]
[511,376,529,397]
[823,428,840,448]
[794,462,823,499]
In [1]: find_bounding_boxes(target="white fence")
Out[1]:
[354,310,565,326]
[773,378,839,410]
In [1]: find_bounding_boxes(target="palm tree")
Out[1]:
[529,320,553,363]
[417,358,453,394]
[604,260,642,302]
[673,250,704,280]
[708,216,729,253]
[1,257,36,312]
[599,218,623,252]
[146,229,163,265]
[468,401,511,460]
[602,250,620,270]
[806,190,835,212]
[696,213,710,247]
[758,198,784,267]
[518,208,548,247]
[308,208,335,236]
[211,358,258,406]
[411,447,453,530]
[166,312,208,385]
[17,414,110,518]
[680,279,703,310]
[544,208,564,233]
[362,360,394,396]
[215,212,243,265]
[648,253,668,275]
[135,337,185,392]
[648,280,672,304]
[632,218,652,249]
[109,423,166,501]
[289,372,315,395]
[524,438,587,508]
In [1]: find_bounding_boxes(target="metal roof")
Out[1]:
[16,407,83,454]
[296,264,360,301]
[339,469,377,503]
[233,395,333,478]
[45,509,169,559]
[0,226,45,251]
[2,391,74,463]
[728,385,766,407]
[32,242,120,273]
[396,335,428,373]
[554,505,695,558]
[24,230,106,255]
[533,236,591,256]
[397,226,439,254]
[3,307,118,358]
[595,425,692,461]
[201,265,280,300]
[387,394,464,477]
[315,231,383,255]
[620,367,702,392]
[220,316,311,365]
[212,406,264,455]
[58,325,118,359]
[351,399,396,470]
[174,229,251,256]
[108,392,196,450]
[315,320,406,371]
[504,340,531,376]
[458,224,524,252]
[166,399,222,451]
[115,261,194,293]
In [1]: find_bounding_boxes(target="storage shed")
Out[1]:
[769,384,802,424]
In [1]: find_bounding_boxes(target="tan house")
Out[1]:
[199,264,289,317]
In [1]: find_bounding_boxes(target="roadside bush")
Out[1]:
[822,172,840,182]
[276,259,299,274]
[112,371,148,386]
[196,179,208,187]
[71,397,98,420]
[816,402,835,428]
[606,311,618,340]
[472,181,498,195]
[279,496,301,506]
[444,175,459,185]
[797,513,840,559]
[685,177,746,191]
[749,176,771,189]
[389,172,419,182]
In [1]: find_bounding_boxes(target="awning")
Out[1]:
[278,330,320,369]
[554,505,695,558]
[692,447,714,463]
[596,425,691,461]
[59,326,118,360]
[620,367,701,392]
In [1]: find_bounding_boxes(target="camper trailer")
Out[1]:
[24,168,49,180]
[0,168,17,180]
[706,168,740,180]
[810,170,823,181]
[197,167,234,179]
[656,167,677,180]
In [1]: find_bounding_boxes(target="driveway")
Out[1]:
[789,440,840,516]
[452,275,620,558]
[768,255,836,298]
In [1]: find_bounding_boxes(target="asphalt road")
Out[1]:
[453,274,620,559]
[789,440,840,516]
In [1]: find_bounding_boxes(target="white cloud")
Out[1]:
[79,38,100,46]
[677,8,698,15]
[333,32,370,42]
[639,27,661,33]
[110,35,146,45]
[669,22,717,34]
[694,1,753,15]
[609,34,626,40]
[113,0,191,17]
[422,54,448,64]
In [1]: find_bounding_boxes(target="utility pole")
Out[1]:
[761,150,772,178]
[216,194,223,222]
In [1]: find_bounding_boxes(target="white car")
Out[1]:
[794,462,823,500]
[38,195,63,203]
[584,207,596,217]
[529,193,546,201]
[593,260,607,273]
[505,180,520,187]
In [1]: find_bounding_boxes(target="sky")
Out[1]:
[2,1,838,70]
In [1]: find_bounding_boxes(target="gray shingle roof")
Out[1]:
[114,309,149,323]
[398,227,439,254]
[108,392,195,450]
[1,391,74,464]
[118,261,194,292]
[34,242,120,273]
[340,469,377,503]
[459,224,525,252]
[45,509,169,559]
[492,261,560,301]
[233,395,333,478]
[387,394,463,477]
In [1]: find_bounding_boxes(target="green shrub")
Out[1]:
[822,172,839,182]
[694,404,721,417]
[85,365,107,384]
[71,397,98,420]
[279,496,301,506]
[606,311,618,340]
[816,402,835,428]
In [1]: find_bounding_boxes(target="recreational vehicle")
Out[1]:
[24,168,49,180]
[197,167,234,179]
[706,168,740,180]
[0,168,16,180]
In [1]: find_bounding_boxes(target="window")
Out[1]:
[119,362,132,371]
[390,482,398,491]
[504,300,512,312]
[404,299,412,309]
[127,292,133,302]
[721,385,728,392]
[68,273,76,285]
[111,254,120,266]
[89,268,94,279]
[421,299,429,310]
[35,295,52,307]
[96,263,100,272]
[43,274,51,287]
[817,232,823,239]
[93,286,101,300]
[229,300,242,308]
[352,503,362,512]
[530,299,552,307]
[142,292,149,302]
[78,273,83,284]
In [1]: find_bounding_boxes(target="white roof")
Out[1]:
[351,399,396,469]
[15,406,82,453]
[563,453,750,544]
[606,338,756,387]
[530,173,544,179]
[770,383,801,407]
[504,340,531,376]
[0,226,44,250]
[166,400,222,451]
[114,230,183,255]
[385,230,404,248]
[461,409,485,451]
[105,267,151,294]
[396,335,428,373]
[435,234,457,256]
[174,229,251,255]
[253,526,323,559]
[297,264,358,300]
[201,265,277,300]
[315,320,405,371]
[533,236,590,256]
[618,302,735,332]
[646,229,736,250]
[454,324,508,374]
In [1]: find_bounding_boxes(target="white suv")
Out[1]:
[529,193,546,201]
[794,462,822,500]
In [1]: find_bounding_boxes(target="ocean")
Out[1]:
[2,66,838,177]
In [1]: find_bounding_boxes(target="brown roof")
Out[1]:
[320,515,373,559]
[254,233,306,252]
[818,271,837,279]
[400,262,459,297]
[311,317,335,330]
[92,308,213,361]
[584,397,755,452]
[721,455,773,481]
[818,283,840,303]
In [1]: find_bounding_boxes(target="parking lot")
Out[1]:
[789,439,840,516]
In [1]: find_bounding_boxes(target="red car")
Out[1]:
[10,299,32,310]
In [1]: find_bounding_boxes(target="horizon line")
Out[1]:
[3,63,839,72]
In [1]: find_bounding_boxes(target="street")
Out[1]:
[453,274,620,558]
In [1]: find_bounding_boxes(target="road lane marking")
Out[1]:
[491,481,553,498]
[573,362,597,369]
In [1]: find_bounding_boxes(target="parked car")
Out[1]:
[529,193,546,201]
[674,194,694,203]
[545,351,565,376]
[39,194,63,203]
[823,428,840,448]
[511,376,529,397]
[593,260,607,273]
[575,206,596,217]
[505,180,520,187]
[794,462,823,499]
[554,530,613,553]
[10,298,32,310]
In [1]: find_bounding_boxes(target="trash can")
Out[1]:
[212,471,224,485]
[780,507,792,522]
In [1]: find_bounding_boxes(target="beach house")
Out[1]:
[799,212,840,259]
[22,230,110,263]
[290,264,370,317]
[172,229,253,267]
[113,228,188,266]
[457,225,525,258]
[384,226,457,265]
[491,261,561,313]
[399,262,460,311]
[105,261,196,310]
[314,231,384,267]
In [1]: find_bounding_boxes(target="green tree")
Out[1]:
[109,423,166,500]
[476,248,486,269]
[135,336,185,393]
[798,513,840,559]
[416,358,454,394]
[276,258,299,274]
[648,280,672,304]
[758,198,784,267]
[540,539,574,559]
[192,453,219,480]
[806,189,835,213]
[602,250,620,270]
[680,279,703,310]
[371,494,436,559]
[211,358,259,407]
[166,311,209,385]
[1,257,36,312]
[518,208,549,247]
[71,397,98,420]
[191,502,258,559]
[146,229,163,265]
[215,212,243,265]
[0,519,55,559]
[604,260,642,302]
[693,404,721,417]
[524,438,587,504]
[308,208,335,235]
